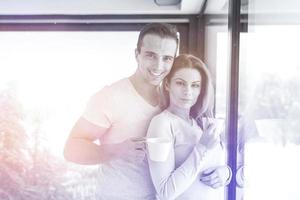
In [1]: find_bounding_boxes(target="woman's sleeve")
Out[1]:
[147,116,208,200]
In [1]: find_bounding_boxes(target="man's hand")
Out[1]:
[109,138,146,163]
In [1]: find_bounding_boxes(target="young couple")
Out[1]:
[64,23,231,200]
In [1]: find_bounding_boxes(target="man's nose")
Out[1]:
[154,57,165,70]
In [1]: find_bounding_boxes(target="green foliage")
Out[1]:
[0,87,96,200]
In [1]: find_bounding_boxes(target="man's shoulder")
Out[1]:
[93,78,130,96]
[108,77,129,89]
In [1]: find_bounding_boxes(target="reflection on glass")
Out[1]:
[237,12,300,200]
[205,1,300,199]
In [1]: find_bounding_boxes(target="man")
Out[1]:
[64,23,178,199]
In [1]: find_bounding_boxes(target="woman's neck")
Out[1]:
[167,104,191,123]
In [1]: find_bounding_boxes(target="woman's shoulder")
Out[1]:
[147,110,175,138]
[151,110,176,123]
[148,110,176,131]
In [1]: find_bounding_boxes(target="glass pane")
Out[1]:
[0,31,138,199]
[237,1,300,200]
[205,14,230,200]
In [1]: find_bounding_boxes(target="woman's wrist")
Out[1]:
[196,143,207,158]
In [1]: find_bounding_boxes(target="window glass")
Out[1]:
[205,2,300,199]
[205,21,230,200]
[237,1,300,199]
[238,24,300,200]
[0,31,139,199]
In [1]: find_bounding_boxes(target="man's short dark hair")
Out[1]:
[137,23,179,53]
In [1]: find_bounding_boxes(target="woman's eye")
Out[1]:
[192,84,200,88]
[176,81,184,86]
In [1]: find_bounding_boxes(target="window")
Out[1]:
[0,31,140,199]
[0,31,139,156]
[205,2,300,199]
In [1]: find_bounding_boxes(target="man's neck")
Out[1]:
[129,72,159,107]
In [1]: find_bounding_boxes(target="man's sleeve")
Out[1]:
[82,87,113,128]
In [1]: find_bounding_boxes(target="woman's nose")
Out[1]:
[183,86,192,96]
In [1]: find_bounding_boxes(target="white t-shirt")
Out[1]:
[147,110,226,200]
[83,78,161,200]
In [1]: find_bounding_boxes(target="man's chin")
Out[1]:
[149,79,163,86]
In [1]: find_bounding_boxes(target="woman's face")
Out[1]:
[167,68,201,109]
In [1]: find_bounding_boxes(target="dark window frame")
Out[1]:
[0,15,198,55]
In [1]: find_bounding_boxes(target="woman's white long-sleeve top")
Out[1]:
[147,110,226,200]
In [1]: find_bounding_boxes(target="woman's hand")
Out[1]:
[200,166,231,188]
[199,123,219,150]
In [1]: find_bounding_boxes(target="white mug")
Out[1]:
[146,137,172,162]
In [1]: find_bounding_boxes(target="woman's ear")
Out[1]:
[165,80,170,91]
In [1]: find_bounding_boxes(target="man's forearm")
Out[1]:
[64,138,117,165]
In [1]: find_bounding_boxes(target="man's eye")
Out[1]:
[146,53,156,59]
[164,56,173,62]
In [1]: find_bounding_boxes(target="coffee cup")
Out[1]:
[146,137,172,162]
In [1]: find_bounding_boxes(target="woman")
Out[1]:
[147,54,231,200]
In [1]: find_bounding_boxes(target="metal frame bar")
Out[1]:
[226,0,241,200]
[0,15,192,55]
[0,14,191,23]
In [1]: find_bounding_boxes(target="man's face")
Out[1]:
[135,34,177,86]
